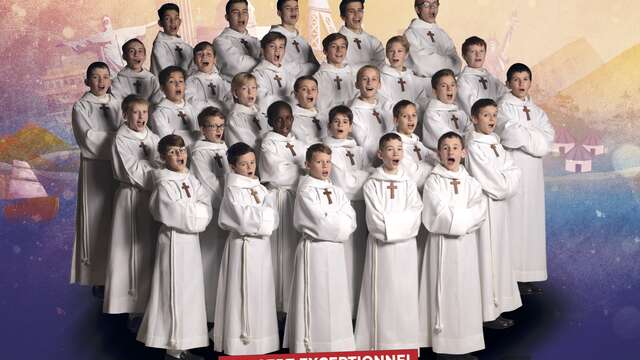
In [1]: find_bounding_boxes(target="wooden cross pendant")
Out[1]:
[292,39,300,53]
[139,142,149,157]
[312,118,321,131]
[426,30,435,42]
[285,142,297,156]
[387,182,397,199]
[345,150,355,166]
[181,182,191,198]
[451,114,459,129]
[133,79,143,94]
[523,106,531,121]
[175,45,184,59]
[373,110,382,124]
[100,104,110,121]
[450,179,460,195]
[354,38,362,50]
[252,117,262,131]
[214,153,224,168]
[240,38,250,52]
[490,144,500,157]
[274,74,283,88]
[178,111,188,125]
[334,75,343,90]
[208,83,217,96]
[413,145,423,161]
[479,77,488,90]
[398,78,407,92]
[323,188,333,204]
[249,188,260,204]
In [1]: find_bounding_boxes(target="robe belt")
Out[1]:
[80,157,91,266]
[302,234,312,352]
[434,236,445,334]
[169,230,178,347]
[371,238,379,349]
[128,189,138,297]
[240,235,251,345]
[487,202,499,308]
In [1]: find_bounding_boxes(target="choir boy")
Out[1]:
[270,0,319,75]
[185,41,232,116]
[224,72,269,149]
[151,3,194,76]
[314,33,358,115]
[338,0,386,69]
[111,39,165,105]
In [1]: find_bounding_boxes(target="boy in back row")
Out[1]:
[151,3,194,76]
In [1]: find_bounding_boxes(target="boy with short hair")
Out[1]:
[224,72,269,149]
[190,106,230,323]
[496,63,555,294]
[137,134,212,360]
[270,0,319,76]
[355,133,423,350]
[185,42,232,116]
[314,33,358,114]
[338,0,385,69]
[151,3,194,76]
[379,36,429,111]
[70,62,121,289]
[403,0,462,78]
[213,0,261,81]
[465,98,522,329]
[457,36,508,117]
[111,39,165,105]
[213,142,280,355]
[422,68,472,152]
[104,95,161,319]
[420,131,487,357]
[151,66,200,145]
[284,144,357,353]
[291,76,323,147]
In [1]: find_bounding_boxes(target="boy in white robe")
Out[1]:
[111,39,165,105]
[270,0,319,76]
[190,107,230,323]
[420,131,487,356]
[225,72,269,149]
[291,76,324,147]
[338,0,385,69]
[137,134,212,360]
[350,65,394,163]
[150,66,200,146]
[185,42,232,116]
[212,142,280,355]
[213,0,261,81]
[457,36,508,117]
[323,105,370,316]
[104,96,161,321]
[70,62,121,290]
[403,0,462,78]
[259,101,307,313]
[284,144,357,353]
[465,99,522,329]
[422,69,472,152]
[496,63,555,294]
[355,133,423,350]
[150,3,194,76]
[314,33,358,115]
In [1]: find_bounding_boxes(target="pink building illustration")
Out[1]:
[553,126,576,155]
[564,145,593,173]
[582,132,606,156]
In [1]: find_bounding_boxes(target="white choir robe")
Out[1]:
[422,99,472,152]
[292,105,325,148]
[355,167,423,350]
[190,140,230,322]
[420,164,487,354]
[150,99,201,146]
[213,27,261,81]
[260,131,307,312]
[323,136,371,316]
[394,131,436,191]
[185,70,233,116]
[269,25,319,76]
[465,131,522,321]
[137,169,212,351]
[339,26,386,70]
[104,125,160,314]
[314,62,358,114]
[70,92,122,286]
[456,67,508,117]
[111,67,165,105]
[252,60,299,114]
[224,103,269,150]
[284,175,357,353]
[403,18,462,78]
[350,97,394,162]
[212,173,280,355]
[496,93,555,282]
[379,65,430,109]
[150,31,194,76]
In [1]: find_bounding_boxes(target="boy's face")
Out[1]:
[162,71,185,102]
[463,44,486,69]
[201,116,225,143]
[263,39,286,67]
[126,103,149,132]
[507,71,532,100]
[306,151,332,181]
[472,105,497,135]
[159,9,181,36]
[272,107,294,137]
[356,68,380,100]
[231,152,257,178]
[324,38,347,65]
[278,0,299,27]
[295,79,318,109]
[434,75,457,104]
[123,42,146,71]
[86,67,111,97]
[395,104,418,136]
[342,1,364,31]
[233,80,257,106]
[377,138,403,172]
[328,113,352,139]
[194,47,216,73]
[438,137,465,172]
[415,0,439,23]
[226,2,249,33]
[386,42,408,69]
[163,146,188,173]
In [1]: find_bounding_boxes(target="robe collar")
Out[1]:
[157,31,183,42]
[393,131,421,145]
[81,91,115,105]
[190,139,227,153]
[293,104,318,118]
[219,27,252,39]
[118,66,152,78]
[466,130,500,145]
[324,136,357,148]
[351,97,380,109]
[153,168,190,184]
[408,17,440,30]
[427,98,459,112]
[369,166,409,182]
[192,69,221,79]
[460,66,490,78]
[381,64,411,77]
[231,102,259,115]
[227,172,261,189]
[299,174,332,190]
[117,123,149,141]
[156,98,186,111]
[339,25,365,36]
[431,163,470,180]
[262,130,297,143]
[500,92,533,106]
[318,62,352,73]
[269,24,300,37]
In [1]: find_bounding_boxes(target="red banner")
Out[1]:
[221,349,419,360]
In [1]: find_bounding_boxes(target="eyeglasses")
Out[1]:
[203,124,225,130]
[416,1,439,9]
[166,147,187,156]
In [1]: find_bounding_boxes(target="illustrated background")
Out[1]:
[1,1,639,358]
